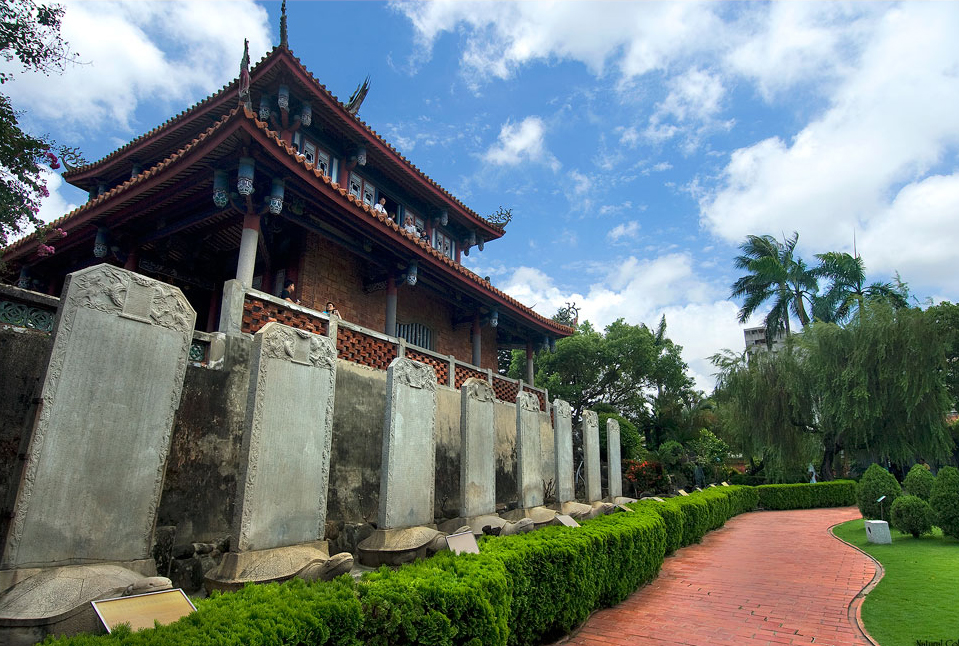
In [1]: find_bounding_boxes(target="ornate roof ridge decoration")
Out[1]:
[64,40,501,233]
[277,49,502,232]
[279,0,288,49]
[5,108,241,254]
[237,111,571,335]
[60,48,278,179]
[7,102,572,336]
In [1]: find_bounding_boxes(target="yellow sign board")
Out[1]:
[92,589,196,633]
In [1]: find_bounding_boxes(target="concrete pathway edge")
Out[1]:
[828,519,885,646]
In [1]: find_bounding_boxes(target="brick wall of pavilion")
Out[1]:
[297,232,498,371]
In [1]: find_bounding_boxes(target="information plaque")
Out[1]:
[92,589,196,633]
[445,531,480,555]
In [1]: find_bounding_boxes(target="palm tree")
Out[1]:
[813,252,909,325]
[730,232,818,341]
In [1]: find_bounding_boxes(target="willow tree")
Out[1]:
[715,303,954,480]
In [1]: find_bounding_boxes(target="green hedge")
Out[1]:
[47,484,842,646]
[756,480,857,510]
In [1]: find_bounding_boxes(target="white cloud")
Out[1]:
[725,3,880,100]
[483,116,559,171]
[396,1,726,86]
[607,221,641,243]
[645,67,733,153]
[500,253,746,391]
[859,173,959,288]
[568,169,590,195]
[651,68,726,126]
[700,3,959,288]
[2,0,271,134]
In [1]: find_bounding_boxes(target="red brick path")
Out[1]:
[557,507,875,646]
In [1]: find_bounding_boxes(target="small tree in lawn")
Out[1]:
[929,466,959,540]
[857,464,901,520]
[902,464,935,501]
[890,495,933,538]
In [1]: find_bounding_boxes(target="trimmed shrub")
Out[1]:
[890,495,934,538]
[930,465,959,540]
[729,472,765,486]
[857,464,901,520]
[482,507,668,645]
[757,481,857,510]
[42,484,831,646]
[902,464,935,501]
[46,576,365,646]
[630,499,685,554]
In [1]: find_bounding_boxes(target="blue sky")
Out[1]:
[6,1,959,390]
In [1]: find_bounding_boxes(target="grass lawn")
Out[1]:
[832,518,959,646]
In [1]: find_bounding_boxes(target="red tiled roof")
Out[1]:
[62,46,504,235]
[6,106,572,337]
[243,107,572,336]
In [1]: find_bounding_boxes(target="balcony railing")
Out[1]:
[241,288,548,410]
[0,284,59,333]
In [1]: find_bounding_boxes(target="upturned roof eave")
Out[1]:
[62,45,505,240]
[7,107,571,338]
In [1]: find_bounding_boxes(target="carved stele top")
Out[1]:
[462,377,494,402]
[553,399,571,419]
[583,409,599,427]
[607,418,620,433]
[69,264,193,333]
[517,390,540,412]
[259,323,335,369]
[390,357,436,391]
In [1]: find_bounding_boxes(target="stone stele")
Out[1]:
[460,378,496,518]
[606,417,622,499]
[232,322,338,552]
[583,410,602,502]
[515,391,544,509]
[378,357,437,529]
[2,264,195,569]
[205,323,352,590]
[553,399,575,503]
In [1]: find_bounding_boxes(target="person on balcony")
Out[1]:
[403,215,417,237]
[281,279,300,304]
[374,197,387,214]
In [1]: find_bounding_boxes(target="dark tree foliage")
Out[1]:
[927,301,959,411]
[890,495,933,538]
[902,464,935,501]
[857,463,901,520]
[930,465,959,539]
[0,0,76,246]
[526,312,694,436]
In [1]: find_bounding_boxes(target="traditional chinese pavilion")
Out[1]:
[1,10,571,376]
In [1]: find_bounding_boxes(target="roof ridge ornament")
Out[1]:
[238,39,251,107]
[486,206,512,229]
[346,76,371,116]
[280,0,288,48]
